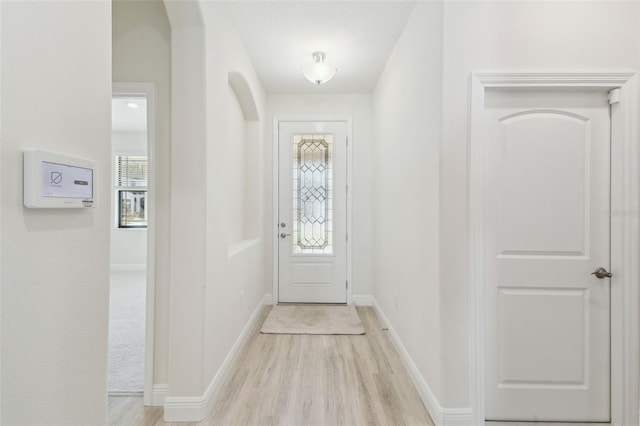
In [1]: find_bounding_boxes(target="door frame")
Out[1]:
[112,82,157,406]
[272,116,353,304]
[468,72,639,425]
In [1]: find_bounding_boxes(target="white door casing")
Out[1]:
[469,72,639,426]
[112,82,156,406]
[277,121,348,303]
[484,90,610,421]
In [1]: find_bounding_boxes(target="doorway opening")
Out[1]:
[108,83,156,406]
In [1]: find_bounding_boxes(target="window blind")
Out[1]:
[115,155,148,187]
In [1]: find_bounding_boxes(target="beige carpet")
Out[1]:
[108,270,145,393]
[261,304,365,335]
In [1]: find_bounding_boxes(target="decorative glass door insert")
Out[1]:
[278,121,347,303]
[292,134,333,254]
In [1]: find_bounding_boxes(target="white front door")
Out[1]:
[277,121,347,303]
[484,90,611,421]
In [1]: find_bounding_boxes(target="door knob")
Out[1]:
[280,233,291,238]
[591,267,612,279]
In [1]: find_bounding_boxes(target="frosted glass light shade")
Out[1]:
[302,52,337,85]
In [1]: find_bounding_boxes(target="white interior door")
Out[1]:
[277,121,347,303]
[484,90,611,421]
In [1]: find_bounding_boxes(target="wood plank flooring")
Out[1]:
[108,306,434,426]
[108,395,163,426]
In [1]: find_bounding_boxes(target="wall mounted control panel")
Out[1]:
[24,149,97,208]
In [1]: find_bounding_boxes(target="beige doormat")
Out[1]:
[261,304,365,335]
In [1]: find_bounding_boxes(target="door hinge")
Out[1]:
[609,88,621,105]
[346,280,348,289]
[346,184,348,194]
[346,233,348,242]
[346,137,349,146]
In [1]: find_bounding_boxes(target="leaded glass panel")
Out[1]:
[292,134,333,254]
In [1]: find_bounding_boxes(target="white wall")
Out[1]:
[200,1,267,394]
[439,0,640,408]
[0,1,111,423]
[267,94,374,297]
[165,9,208,397]
[159,1,268,409]
[112,0,171,387]
[371,1,640,414]
[111,131,148,266]
[371,0,443,403]
[227,85,249,244]
[112,131,147,155]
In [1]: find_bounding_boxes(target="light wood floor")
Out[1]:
[108,306,434,426]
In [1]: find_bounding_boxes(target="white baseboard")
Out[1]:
[441,407,474,426]
[352,294,374,306]
[162,395,208,421]
[264,293,273,305]
[151,384,168,406]
[163,294,270,421]
[371,298,473,426]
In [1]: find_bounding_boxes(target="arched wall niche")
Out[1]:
[228,71,259,122]
[227,71,260,252]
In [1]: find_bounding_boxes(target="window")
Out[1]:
[115,155,148,228]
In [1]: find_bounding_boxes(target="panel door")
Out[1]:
[484,90,611,421]
[278,121,347,303]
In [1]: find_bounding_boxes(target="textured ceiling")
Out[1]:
[224,1,416,94]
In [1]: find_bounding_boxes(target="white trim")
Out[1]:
[162,395,207,421]
[163,294,270,421]
[371,298,443,426]
[468,71,639,426]
[271,118,279,303]
[263,293,274,305]
[468,71,635,87]
[351,294,374,306]
[371,298,473,426]
[271,116,354,305]
[609,73,640,426]
[345,118,354,305]
[112,82,157,407]
[441,408,474,426]
[110,263,146,272]
[151,384,168,406]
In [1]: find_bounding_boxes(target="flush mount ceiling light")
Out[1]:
[302,51,337,85]
[126,102,139,109]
